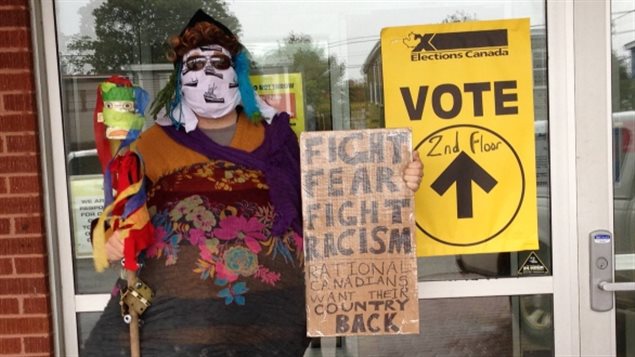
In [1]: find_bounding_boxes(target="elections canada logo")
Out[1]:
[403,29,510,62]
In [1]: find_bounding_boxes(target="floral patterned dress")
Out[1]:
[83,113,309,356]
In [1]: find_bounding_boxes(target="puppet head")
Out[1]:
[99,82,146,140]
[93,76,149,171]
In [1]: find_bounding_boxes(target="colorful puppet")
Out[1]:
[92,76,154,273]
[91,76,154,357]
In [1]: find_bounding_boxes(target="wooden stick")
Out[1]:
[127,270,141,357]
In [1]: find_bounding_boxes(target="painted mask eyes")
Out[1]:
[185,54,232,72]
[104,101,135,112]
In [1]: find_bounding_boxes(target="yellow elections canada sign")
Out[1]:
[381,18,539,256]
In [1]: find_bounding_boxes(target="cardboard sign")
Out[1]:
[301,129,419,336]
[251,73,305,137]
[381,18,539,256]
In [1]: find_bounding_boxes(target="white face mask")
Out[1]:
[180,45,241,119]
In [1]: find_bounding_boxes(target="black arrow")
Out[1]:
[431,151,498,219]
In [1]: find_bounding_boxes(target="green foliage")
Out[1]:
[256,33,345,130]
[613,54,634,111]
[441,10,477,23]
[66,0,241,74]
[149,67,177,119]
[347,79,382,129]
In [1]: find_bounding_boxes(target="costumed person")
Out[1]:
[83,9,423,356]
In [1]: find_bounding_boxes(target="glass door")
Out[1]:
[37,0,583,355]
[575,1,635,356]
[611,2,635,355]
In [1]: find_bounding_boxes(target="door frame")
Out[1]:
[573,0,616,355]
[548,0,581,355]
[33,0,597,356]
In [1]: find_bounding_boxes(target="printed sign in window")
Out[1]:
[251,73,305,137]
[70,175,104,258]
[382,18,539,256]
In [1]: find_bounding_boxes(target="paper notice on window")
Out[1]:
[301,128,419,336]
[70,175,104,258]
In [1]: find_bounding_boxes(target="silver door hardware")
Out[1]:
[590,230,635,312]
[598,281,635,292]
[589,230,614,312]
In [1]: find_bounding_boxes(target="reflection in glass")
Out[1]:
[308,296,555,356]
[76,312,100,355]
[57,2,552,352]
[77,296,554,356]
[611,1,635,356]
[56,0,550,294]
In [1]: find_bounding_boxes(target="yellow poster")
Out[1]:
[381,18,538,256]
[251,73,305,137]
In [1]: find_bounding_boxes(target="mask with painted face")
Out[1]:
[180,45,241,119]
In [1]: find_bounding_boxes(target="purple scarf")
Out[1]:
[161,112,302,236]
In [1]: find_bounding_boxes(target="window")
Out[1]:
[54,1,550,354]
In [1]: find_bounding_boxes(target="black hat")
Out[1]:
[180,9,237,41]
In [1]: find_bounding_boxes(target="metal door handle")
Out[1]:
[598,281,635,292]
[590,230,615,311]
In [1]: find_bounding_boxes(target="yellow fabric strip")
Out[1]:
[92,177,145,272]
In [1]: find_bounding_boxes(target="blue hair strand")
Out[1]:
[234,50,260,121]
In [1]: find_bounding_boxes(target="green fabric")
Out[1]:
[101,82,135,101]
[103,109,144,131]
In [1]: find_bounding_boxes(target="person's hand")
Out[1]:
[403,150,423,192]
[106,230,124,263]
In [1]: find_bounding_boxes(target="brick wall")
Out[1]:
[0,1,53,356]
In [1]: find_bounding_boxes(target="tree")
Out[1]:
[612,53,634,111]
[255,33,345,131]
[66,0,241,75]
[441,10,477,23]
